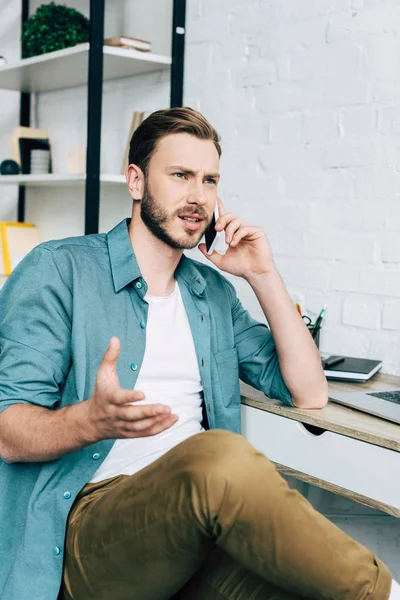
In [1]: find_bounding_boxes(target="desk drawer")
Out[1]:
[241,404,400,511]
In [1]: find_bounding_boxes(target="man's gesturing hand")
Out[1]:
[83,337,178,443]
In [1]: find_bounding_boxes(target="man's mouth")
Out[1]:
[178,214,206,231]
[178,214,205,222]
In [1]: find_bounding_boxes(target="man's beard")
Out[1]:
[140,179,209,250]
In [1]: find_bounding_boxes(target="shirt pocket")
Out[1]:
[215,347,240,408]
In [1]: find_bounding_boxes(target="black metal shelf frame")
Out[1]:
[18,0,186,235]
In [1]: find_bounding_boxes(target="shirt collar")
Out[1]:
[107,219,142,292]
[107,218,207,295]
[176,255,206,296]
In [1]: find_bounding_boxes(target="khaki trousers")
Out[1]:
[60,430,391,600]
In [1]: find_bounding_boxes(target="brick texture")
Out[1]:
[185,0,400,375]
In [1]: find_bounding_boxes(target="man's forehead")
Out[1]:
[153,133,219,169]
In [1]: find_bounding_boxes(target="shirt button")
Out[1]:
[92,452,100,460]
[63,491,71,500]
[135,281,142,289]
[53,546,61,556]
[140,321,145,329]
[130,363,138,371]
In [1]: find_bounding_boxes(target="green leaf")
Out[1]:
[22,2,89,58]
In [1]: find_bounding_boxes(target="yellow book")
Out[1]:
[0,222,40,276]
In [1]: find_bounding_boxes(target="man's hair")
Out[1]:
[128,107,222,174]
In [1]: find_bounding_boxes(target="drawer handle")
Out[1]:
[299,423,327,437]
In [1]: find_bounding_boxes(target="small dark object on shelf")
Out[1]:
[0,159,20,175]
[21,2,90,59]
[19,138,52,174]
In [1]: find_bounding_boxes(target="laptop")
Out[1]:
[329,389,400,424]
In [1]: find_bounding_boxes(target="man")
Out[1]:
[0,107,397,600]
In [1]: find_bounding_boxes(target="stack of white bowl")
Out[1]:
[30,149,50,174]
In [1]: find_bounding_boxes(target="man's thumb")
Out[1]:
[102,337,121,368]
[198,243,223,268]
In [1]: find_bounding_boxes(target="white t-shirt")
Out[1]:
[90,280,204,483]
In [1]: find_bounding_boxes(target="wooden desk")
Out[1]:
[241,373,400,518]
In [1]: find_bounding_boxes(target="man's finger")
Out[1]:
[122,412,178,433]
[127,414,179,437]
[120,403,171,420]
[230,226,262,246]
[217,196,226,217]
[224,218,244,244]
[101,337,121,366]
[198,243,224,268]
[112,388,147,406]
[215,211,236,232]
[96,338,121,386]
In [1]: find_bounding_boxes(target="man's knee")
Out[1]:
[179,430,274,485]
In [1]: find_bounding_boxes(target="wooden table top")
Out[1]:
[240,373,400,452]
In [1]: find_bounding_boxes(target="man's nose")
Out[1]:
[186,180,206,205]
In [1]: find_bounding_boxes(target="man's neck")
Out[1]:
[128,217,182,297]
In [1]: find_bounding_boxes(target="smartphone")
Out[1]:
[205,204,223,254]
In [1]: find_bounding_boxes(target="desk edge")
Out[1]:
[275,463,400,518]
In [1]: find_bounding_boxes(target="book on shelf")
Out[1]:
[322,355,383,382]
[121,111,151,173]
[104,36,151,52]
[0,222,40,276]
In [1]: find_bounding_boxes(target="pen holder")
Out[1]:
[307,325,320,349]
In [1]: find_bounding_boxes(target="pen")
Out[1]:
[312,304,327,339]
[313,305,327,329]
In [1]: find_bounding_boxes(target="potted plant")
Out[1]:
[22,2,89,58]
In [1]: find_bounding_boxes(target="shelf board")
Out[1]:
[0,174,126,186]
[0,43,171,92]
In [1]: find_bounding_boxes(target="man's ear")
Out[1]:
[126,164,145,201]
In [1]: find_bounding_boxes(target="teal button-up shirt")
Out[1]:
[0,219,292,600]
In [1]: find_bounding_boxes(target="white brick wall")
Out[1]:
[186,0,400,376]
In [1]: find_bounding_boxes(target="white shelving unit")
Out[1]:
[0,0,184,236]
[0,174,126,186]
[0,43,171,93]
[0,45,169,190]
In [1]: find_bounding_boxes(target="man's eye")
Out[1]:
[174,172,185,179]
[205,178,216,185]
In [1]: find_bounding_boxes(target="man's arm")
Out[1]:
[199,197,328,410]
[246,269,328,408]
[0,338,177,464]
[0,402,92,463]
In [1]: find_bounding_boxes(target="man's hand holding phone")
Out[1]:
[199,197,275,282]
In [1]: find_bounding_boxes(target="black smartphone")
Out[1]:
[204,205,221,254]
